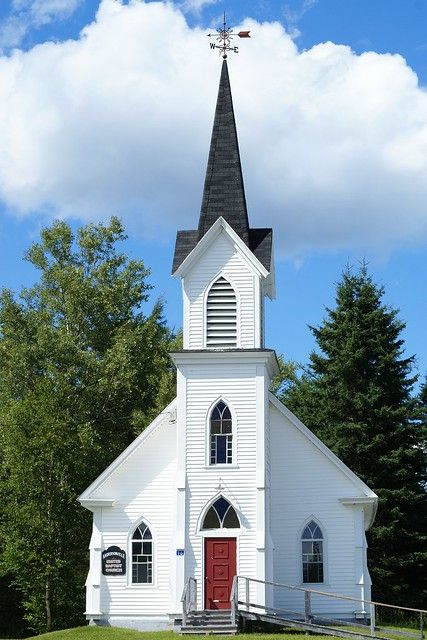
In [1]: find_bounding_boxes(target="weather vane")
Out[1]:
[207,13,250,59]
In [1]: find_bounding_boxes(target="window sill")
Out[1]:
[204,464,240,470]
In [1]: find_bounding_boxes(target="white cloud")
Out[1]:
[180,0,218,16]
[0,0,427,258]
[0,0,82,49]
[283,0,318,38]
[28,0,82,25]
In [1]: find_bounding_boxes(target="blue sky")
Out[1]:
[0,0,426,389]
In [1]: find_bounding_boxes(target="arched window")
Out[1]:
[202,497,240,530]
[301,520,324,583]
[131,522,153,584]
[206,277,237,348]
[210,401,232,465]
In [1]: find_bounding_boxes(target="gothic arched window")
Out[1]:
[210,401,232,465]
[131,522,153,584]
[301,520,324,583]
[206,277,237,348]
[202,497,240,530]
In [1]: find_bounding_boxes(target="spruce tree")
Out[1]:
[282,265,427,608]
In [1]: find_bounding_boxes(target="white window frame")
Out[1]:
[298,517,327,586]
[196,492,243,536]
[127,518,156,588]
[205,397,238,468]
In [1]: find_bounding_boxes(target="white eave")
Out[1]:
[173,216,270,282]
[339,497,378,530]
[79,499,115,512]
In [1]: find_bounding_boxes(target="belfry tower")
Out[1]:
[170,59,277,611]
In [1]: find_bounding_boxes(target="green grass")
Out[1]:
[1,627,347,640]
[2,622,420,640]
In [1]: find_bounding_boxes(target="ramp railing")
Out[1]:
[234,576,425,640]
[181,577,197,627]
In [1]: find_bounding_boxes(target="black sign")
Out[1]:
[102,546,126,576]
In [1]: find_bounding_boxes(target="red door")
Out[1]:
[204,537,236,610]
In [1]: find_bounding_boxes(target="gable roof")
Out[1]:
[172,59,272,275]
[269,392,378,529]
[79,398,177,508]
[172,227,272,274]
[172,216,269,281]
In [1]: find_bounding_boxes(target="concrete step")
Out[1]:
[185,620,233,627]
[186,614,232,620]
[181,625,238,635]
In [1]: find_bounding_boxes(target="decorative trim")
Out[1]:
[195,491,243,535]
[173,217,269,280]
[171,349,279,379]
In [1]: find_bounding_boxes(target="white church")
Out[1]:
[79,60,378,632]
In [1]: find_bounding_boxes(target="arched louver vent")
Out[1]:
[206,277,237,348]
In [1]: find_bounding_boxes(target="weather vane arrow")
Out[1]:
[207,12,250,59]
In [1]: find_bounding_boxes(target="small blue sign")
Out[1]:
[176,549,185,556]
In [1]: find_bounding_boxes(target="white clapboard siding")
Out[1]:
[269,402,364,616]
[183,363,263,606]
[90,416,176,616]
[184,230,260,349]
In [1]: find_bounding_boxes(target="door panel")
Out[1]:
[204,537,236,610]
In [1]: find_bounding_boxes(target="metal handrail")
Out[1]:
[233,576,425,640]
[230,575,238,626]
[234,575,427,614]
[181,576,197,627]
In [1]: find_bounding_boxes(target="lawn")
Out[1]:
[1,627,343,640]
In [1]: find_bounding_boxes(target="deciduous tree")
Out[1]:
[0,218,176,632]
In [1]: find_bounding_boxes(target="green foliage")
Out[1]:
[0,218,176,633]
[270,355,298,396]
[282,264,427,608]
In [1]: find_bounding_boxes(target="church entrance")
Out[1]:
[204,537,236,609]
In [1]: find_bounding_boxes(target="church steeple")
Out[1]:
[172,61,273,276]
[198,59,250,244]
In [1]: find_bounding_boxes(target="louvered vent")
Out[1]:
[206,277,237,348]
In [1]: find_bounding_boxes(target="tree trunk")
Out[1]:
[45,579,52,632]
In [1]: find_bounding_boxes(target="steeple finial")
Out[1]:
[207,13,250,59]
[197,59,250,243]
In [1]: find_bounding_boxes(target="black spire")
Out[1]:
[197,59,250,244]
[172,61,272,275]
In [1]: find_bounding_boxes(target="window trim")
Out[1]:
[203,272,240,349]
[127,518,156,588]
[205,398,237,467]
[196,493,243,535]
[299,517,327,586]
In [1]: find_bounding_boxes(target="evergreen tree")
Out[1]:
[282,265,427,608]
[0,218,176,632]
